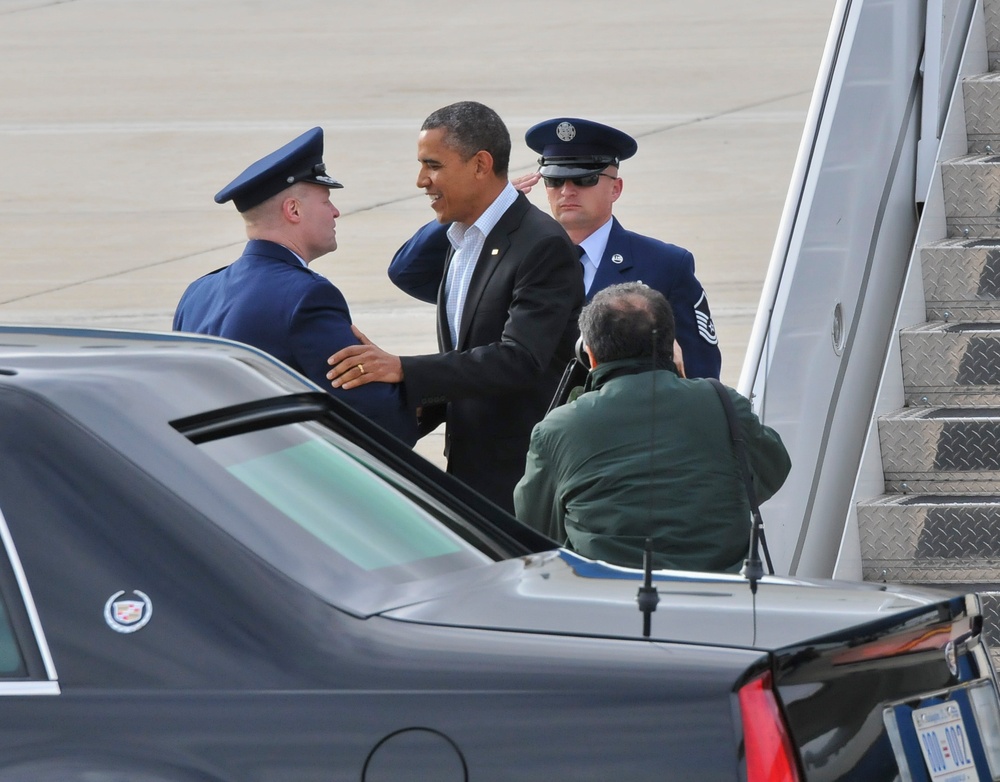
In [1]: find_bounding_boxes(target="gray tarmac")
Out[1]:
[0,0,833,464]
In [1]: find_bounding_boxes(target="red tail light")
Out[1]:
[738,670,802,782]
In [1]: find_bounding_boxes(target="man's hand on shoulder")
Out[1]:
[327,325,404,389]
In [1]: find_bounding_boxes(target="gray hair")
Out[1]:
[421,101,511,176]
[579,282,676,368]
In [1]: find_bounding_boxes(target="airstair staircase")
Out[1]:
[857,1,1000,666]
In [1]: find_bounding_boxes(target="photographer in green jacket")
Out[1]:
[513,282,791,572]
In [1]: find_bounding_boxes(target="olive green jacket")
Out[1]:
[513,359,791,571]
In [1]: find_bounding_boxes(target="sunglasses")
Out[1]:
[542,172,617,189]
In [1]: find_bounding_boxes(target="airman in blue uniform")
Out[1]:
[173,127,418,445]
[388,117,722,380]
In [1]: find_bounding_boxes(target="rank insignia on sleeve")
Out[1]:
[694,292,718,345]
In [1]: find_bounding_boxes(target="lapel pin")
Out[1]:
[491,248,499,255]
[612,253,624,265]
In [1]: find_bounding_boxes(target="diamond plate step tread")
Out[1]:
[921,238,1000,310]
[873,0,1000,667]
[879,408,1000,487]
[900,321,1000,399]
[926,307,1000,321]
[859,494,1000,584]
[857,492,1000,584]
[964,73,1000,153]
[987,0,1000,71]
[941,155,1000,237]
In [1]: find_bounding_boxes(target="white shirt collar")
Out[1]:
[577,217,614,268]
[447,182,519,249]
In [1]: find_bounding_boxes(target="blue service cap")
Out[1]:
[525,118,638,178]
[214,127,343,212]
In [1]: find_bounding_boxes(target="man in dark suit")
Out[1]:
[326,102,583,512]
[388,118,722,380]
[173,127,418,445]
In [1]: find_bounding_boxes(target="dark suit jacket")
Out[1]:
[390,216,721,379]
[173,239,418,445]
[395,194,584,511]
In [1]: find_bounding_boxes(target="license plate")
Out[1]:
[912,701,978,781]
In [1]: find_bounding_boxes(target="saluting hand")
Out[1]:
[327,325,404,389]
[512,171,541,194]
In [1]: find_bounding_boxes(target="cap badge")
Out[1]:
[556,122,577,142]
[612,253,624,264]
[104,589,153,634]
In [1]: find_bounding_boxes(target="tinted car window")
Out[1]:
[197,421,492,579]
[0,595,25,677]
[0,512,31,679]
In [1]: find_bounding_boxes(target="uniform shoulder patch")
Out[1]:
[694,291,718,345]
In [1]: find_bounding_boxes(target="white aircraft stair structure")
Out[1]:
[860,1,1000,660]
[743,0,1000,665]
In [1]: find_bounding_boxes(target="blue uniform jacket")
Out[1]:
[174,239,418,445]
[388,219,722,379]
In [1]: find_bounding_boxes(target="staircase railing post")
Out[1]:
[917,0,944,204]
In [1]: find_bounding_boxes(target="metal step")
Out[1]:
[864,5,1000,670]
[921,238,1000,319]
[941,155,1000,237]
[878,407,1000,492]
[899,321,1000,404]
[964,0,1000,672]
[965,73,1000,154]
[857,494,1000,582]
[987,0,1000,72]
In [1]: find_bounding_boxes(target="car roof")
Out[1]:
[0,326,316,423]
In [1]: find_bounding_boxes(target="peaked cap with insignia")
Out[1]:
[215,127,343,213]
[525,117,638,178]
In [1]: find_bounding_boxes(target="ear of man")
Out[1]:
[282,193,303,224]
[473,149,496,178]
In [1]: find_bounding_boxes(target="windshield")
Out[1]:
[195,419,494,602]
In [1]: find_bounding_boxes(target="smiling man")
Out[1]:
[388,118,722,381]
[326,102,583,512]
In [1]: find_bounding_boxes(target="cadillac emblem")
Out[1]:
[103,590,152,634]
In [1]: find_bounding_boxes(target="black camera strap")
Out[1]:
[707,378,774,576]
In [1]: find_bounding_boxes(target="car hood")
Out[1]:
[381,550,954,650]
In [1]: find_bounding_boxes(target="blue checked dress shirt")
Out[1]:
[444,183,519,346]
